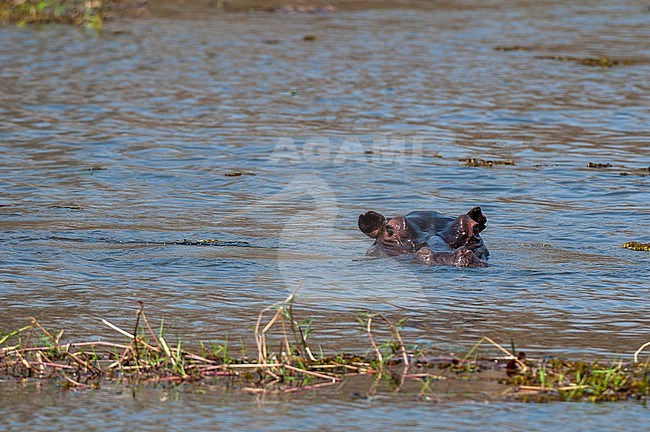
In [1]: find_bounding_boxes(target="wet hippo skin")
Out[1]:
[358,206,489,268]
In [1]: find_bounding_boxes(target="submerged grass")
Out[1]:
[1,296,648,402]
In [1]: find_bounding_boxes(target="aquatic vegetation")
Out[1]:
[49,203,82,210]
[535,55,635,68]
[494,46,533,52]
[619,166,650,177]
[584,162,649,177]
[462,158,515,167]
[253,4,337,14]
[495,46,638,67]
[224,171,256,177]
[622,242,650,252]
[1,296,648,402]
[506,357,649,402]
[587,162,613,169]
[173,238,252,247]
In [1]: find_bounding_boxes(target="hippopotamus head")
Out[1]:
[358,207,490,265]
[358,211,421,256]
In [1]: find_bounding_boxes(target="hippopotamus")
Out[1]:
[358,206,489,268]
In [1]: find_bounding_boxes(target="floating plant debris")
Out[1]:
[520,242,551,248]
[619,167,650,177]
[174,239,252,247]
[224,171,255,177]
[584,163,649,176]
[535,55,635,68]
[259,4,337,14]
[494,46,533,52]
[462,158,515,167]
[587,162,613,169]
[50,204,82,210]
[622,242,650,252]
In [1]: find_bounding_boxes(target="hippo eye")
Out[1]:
[386,226,394,237]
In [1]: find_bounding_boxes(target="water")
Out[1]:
[1,381,649,431]
[1,0,649,427]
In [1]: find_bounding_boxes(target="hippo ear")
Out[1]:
[358,211,386,238]
[467,206,487,233]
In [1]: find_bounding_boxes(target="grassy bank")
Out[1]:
[0,0,146,28]
[1,295,648,402]
[1,0,104,28]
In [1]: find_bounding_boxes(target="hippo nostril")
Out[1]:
[386,226,394,237]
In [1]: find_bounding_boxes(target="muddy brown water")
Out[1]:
[1,0,649,428]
